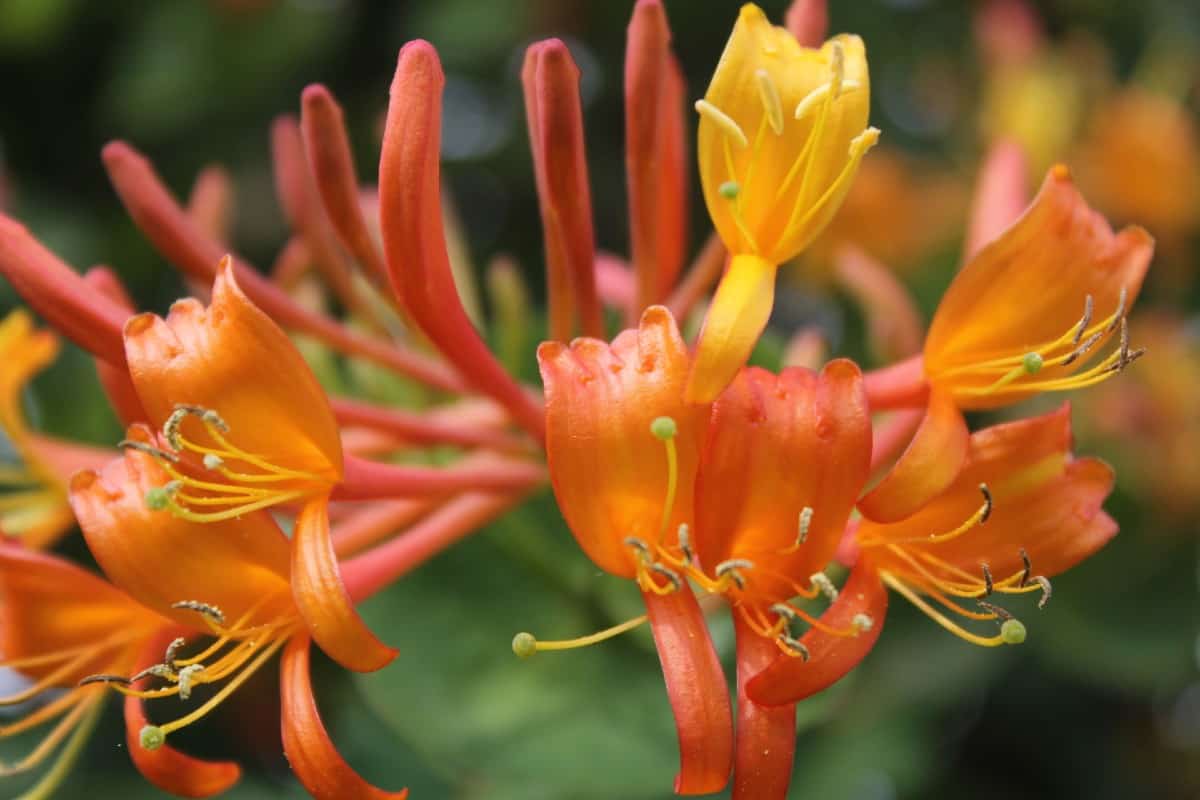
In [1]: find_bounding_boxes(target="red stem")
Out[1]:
[334,454,545,501]
[665,233,726,322]
[868,408,925,474]
[862,355,929,410]
[331,498,440,558]
[331,397,531,454]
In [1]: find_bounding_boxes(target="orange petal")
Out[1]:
[522,39,602,339]
[124,631,242,798]
[694,360,871,605]
[123,257,342,484]
[857,388,968,523]
[69,426,293,627]
[859,404,1117,579]
[643,587,733,795]
[684,253,777,404]
[746,561,887,707]
[731,613,795,800]
[539,305,705,579]
[291,497,397,672]
[281,634,408,800]
[925,167,1154,399]
[0,543,164,682]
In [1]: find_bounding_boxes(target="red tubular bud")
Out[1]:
[963,139,1030,263]
[654,56,689,298]
[187,164,235,245]
[785,0,829,47]
[522,39,603,340]
[379,41,545,441]
[82,266,147,425]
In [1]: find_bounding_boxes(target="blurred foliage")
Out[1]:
[0,0,1198,798]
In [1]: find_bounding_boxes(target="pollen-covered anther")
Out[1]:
[676,524,695,565]
[77,673,132,687]
[128,663,176,684]
[809,571,838,602]
[202,453,225,471]
[119,438,179,464]
[777,633,810,660]
[175,664,206,701]
[1032,576,1053,609]
[172,600,226,627]
[715,558,755,591]
[648,563,683,591]
[695,99,749,148]
[162,637,186,672]
[754,68,784,135]
[980,563,994,597]
[851,613,874,633]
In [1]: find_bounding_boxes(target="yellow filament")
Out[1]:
[755,69,784,135]
[519,615,649,654]
[881,573,1008,647]
[0,698,93,777]
[657,436,678,542]
[0,651,102,707]
[722,136,761,253]
[0,690,87,738]
[11,695,103,800]
[777,127,879,247]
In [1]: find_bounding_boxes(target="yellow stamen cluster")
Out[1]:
[940,289,1144,402]
[130,404,325,523]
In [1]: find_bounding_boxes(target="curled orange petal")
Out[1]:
[291,496,397,672]
[281,634,408,800]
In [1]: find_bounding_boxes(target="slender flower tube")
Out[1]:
[686,3,876,402]
[524,306,733,795]
[860,167,1154,521]
[0,311,113,548]
[681,363,873,799]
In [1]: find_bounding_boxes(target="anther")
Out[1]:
[829,41,845,95]
[719,180,741,199]
[163,637,186,672]
[778,634,810,660]
[1033,576,1053,609]
[648,563,682,591]
[770,603,799,622]
[623,536,651,559]
[129,663,175,684]
[1104,287,1128,335]
[1072,295,1094,346]
[979,484,993,523]
[715,558,754,591]
[172,600,226,626]
[852,613,874,633]
[810,572,838,602]
[797,506,813,546]
[1018,548,1032,586]
[1000,619,1027,645]
[754,68,784,135]
[695,100,749,148]
[78,674,131,687]
[977,600,1013,621]
[119,439,179,463]
[163,407,188,449]
[202,453,224,471]
[650,416,677,441]
[176,664,206,701]
[511,632,537,659]
[139,725,166,751]
[1022,352,1044,374]
[677,524,695,565]
[980,563,994,597]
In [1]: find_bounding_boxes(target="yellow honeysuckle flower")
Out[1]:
[688,3,878,402]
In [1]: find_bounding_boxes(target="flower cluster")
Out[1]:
[0,1,1154,798]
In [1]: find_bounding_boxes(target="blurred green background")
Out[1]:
[1,0,1198,797]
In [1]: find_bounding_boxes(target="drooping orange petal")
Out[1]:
[123,258,343,484]
[746,561,887,707]
[291,496,397,672]
[643,587,733,795]
[522,39,602,340]
[857,388,968,523]
[280,634,408,800]
[731,614,795,800]
[69,426,293,627]
[124,631,242,798]
[694,360,871,606]
[684,253,777,404]
[379,40,545,441]
[0,543,165,681]
[539,305,705,579]
[859,404,1117,579]
[925,167,1154,404]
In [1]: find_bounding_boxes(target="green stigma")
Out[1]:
[1022,352,1044,374]
[1001,619,1027,645]
[144,487,171,511]
[719,180,740,199]
[512,632,537,659]
[650,416,678,441]
[139,725,166,751]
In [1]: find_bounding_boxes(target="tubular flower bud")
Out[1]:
[688,4,876,402]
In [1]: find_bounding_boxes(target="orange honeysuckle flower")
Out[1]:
[687,2,876,403]
[526,306,733,795]
[0,543,170,798]
[744,410,1118,710]
[0,310,113,549]
[860,167,1153,521]
[66,430,410,799]
[681,362,875,800]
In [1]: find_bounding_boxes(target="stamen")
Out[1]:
[202,453,224,471]
[172,600,226,627]
[176,664,206,701]
[777,634,810,660]
[676,523,695,566]
[512,614,649,658]
[651,416,679,543]
[780,506,814,554]
[118,439,178,463]
[981,563,994,597]
[163,637,186,672]
[852,613,874,633]
[810,571,838,602]
[695,100,749,148]
[754,69,784,135]
[1033,576,1053,609]
[648,563,682,591]
[1072,295,1094,346]
[881,572,1019,647]
[715,558,754,591]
